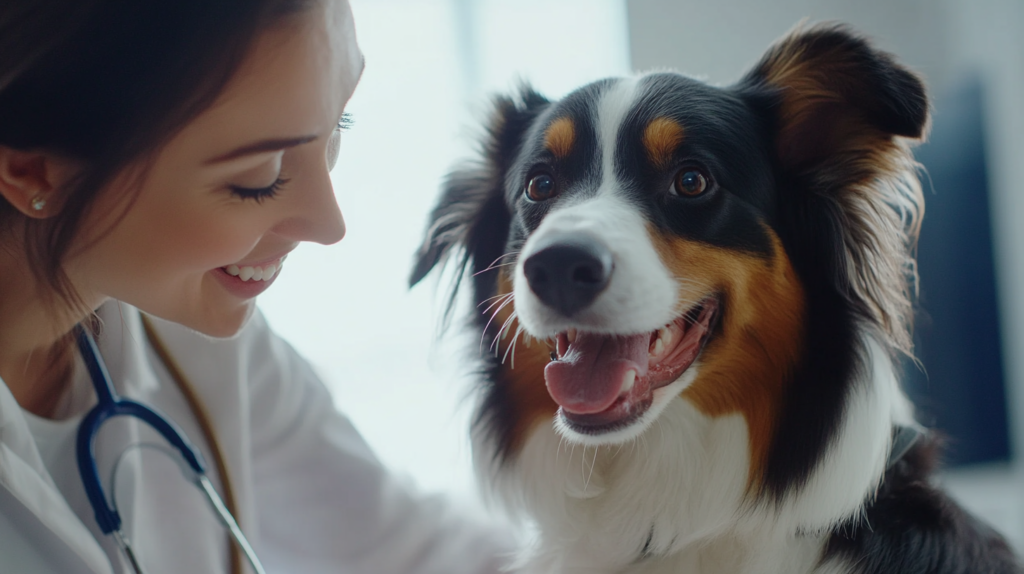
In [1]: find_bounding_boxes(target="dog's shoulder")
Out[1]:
[824,436,1022,574]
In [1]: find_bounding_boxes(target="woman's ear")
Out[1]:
[0,146,80,218]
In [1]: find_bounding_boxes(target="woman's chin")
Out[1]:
[191,301,256,339]
[144,296,255,340]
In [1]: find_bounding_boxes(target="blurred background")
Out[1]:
[258,0,1024,549]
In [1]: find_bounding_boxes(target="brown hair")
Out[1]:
[0,0,312,316]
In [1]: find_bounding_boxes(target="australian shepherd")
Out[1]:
[410,24,1022,574]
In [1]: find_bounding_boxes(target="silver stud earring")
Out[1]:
[30,196,46,211]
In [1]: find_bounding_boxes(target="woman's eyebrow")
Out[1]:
[206,134,318,164]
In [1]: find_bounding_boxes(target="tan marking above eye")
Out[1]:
[643,117,685,169]
[544,117,576,159]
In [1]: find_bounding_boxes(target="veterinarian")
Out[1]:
[0,1,511,572]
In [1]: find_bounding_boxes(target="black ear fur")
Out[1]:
[740,23,928,171]
[409,86,549,307]
[735,23,928,356]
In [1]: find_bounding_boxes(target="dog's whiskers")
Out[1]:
[491,309,519,356]
[477,292,511,309]
[480,293,515,353]
[479,291,514,317]
[502,322,525,368]
[583,446,598,493]
[473,251,520,277]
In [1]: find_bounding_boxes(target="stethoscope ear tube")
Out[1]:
[74,322,265,574]
[74,327,208,534]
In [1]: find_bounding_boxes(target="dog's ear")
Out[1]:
[740,23,927,171]
[409,86,550,291]
[738,23,928,354]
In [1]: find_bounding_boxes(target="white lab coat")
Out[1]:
[0,301,513,574]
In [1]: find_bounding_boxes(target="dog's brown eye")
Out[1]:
[671,169,708,197]
[526,174,557,201]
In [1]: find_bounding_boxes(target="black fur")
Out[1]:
[736,24,930,498]
[410,23,1022,571]
[825,437,1022,573]
[409,87,550,459]
[622,73,778,256]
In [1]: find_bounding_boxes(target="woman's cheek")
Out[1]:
[166,209,266,271]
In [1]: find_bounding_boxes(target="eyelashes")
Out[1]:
[229,177,289,203]
[337,112,354,131]
[230,115,351,203]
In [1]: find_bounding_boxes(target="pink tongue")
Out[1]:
[544,333,650,415]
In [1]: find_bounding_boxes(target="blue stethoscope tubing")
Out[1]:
[74,325,266,574]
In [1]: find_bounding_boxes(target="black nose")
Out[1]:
[523,236,613,317]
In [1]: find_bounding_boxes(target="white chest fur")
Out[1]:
[476,339,913,574]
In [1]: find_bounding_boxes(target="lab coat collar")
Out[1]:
[0,376,114,574]
[0,301,159,574]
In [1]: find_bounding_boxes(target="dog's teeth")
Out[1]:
[567,328,577,344]
[651,338,664,357]
[621,370,636,394]
[659,326,672,348]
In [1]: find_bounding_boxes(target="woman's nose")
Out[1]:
[273,164,346,245]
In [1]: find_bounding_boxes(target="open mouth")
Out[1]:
[544,296,720,435]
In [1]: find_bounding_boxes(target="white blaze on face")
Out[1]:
[513,78,679,339]
[513,194,679,338]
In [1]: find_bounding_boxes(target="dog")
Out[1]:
[410,23,1023,574]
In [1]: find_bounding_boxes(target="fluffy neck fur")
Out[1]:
[476,335,916,574]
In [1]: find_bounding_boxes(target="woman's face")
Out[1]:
[65,0,363,337]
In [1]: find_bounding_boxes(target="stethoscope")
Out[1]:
[75,324,266,574]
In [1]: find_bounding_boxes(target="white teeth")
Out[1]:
[224,259,283,282]
[621,370,636,394]
[651,338,664,357]
[650,326,672,358]
[659,326,672,348]
[568,328,578,344]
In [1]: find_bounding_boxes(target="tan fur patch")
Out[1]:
[492,272,559,453]
[650,228,806,490]
[544,117,576,159]
[643,117,686,169]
